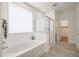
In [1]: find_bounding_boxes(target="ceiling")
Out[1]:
[27,2,77,13]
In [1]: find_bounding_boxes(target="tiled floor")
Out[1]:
[41,42,79,57]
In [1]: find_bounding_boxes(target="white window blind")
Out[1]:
[9,3,32,33]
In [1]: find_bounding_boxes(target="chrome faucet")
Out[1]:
[32,36,35,40]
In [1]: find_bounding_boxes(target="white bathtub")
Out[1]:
[2,40,46,57]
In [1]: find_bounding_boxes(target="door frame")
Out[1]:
[46,16,55,46]
[56,20,69,43]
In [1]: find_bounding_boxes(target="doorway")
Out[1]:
[59,20,69,43]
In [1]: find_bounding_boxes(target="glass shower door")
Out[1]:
[49,19,54,45]
[35,16,54,45]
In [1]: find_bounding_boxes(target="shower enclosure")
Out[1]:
[35,16,55,47]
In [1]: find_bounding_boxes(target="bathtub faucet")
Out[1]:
[31,36,35,40]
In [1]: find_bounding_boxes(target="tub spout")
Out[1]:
[31,36,35,40]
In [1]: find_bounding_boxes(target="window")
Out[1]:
[9,3,33,33]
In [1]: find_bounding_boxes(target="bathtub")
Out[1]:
[2,40,46,57]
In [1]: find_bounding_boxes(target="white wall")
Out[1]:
[0,2,2,56]
[45,10,55,20]
[36,17,47,32]
[14,2,44,18]
[49,20,54,44]
[60,27,68,37]
[1,3,8,19]
[60,20,68,26]
[60,20,68,37]
[55,20,60,42]
[55,12,61,42]
[67,10,77,44]
[68,10,77,44]
[76,3,79,50]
